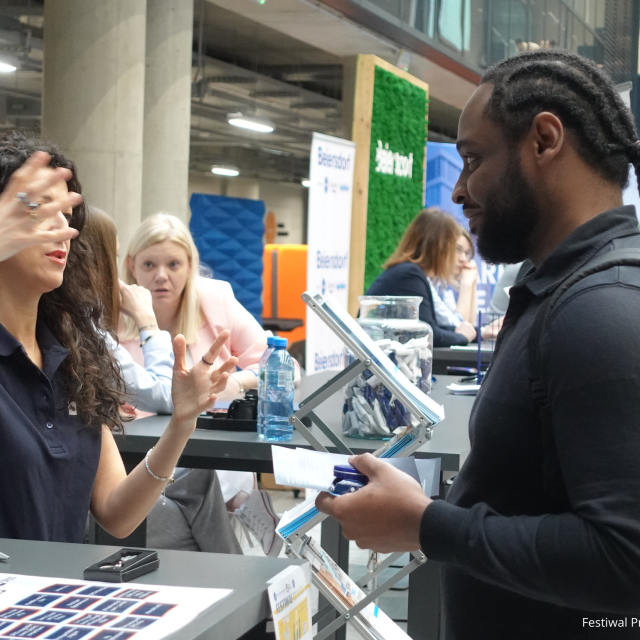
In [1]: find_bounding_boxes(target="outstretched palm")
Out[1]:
[171,330,238,428]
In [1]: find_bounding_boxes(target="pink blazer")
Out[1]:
[120,277,267,371]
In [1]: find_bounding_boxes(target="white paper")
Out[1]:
[268,564,313,640]
[0,573,231,639]
[446,383,481,395]
[272,446,350,491]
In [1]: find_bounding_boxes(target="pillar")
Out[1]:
[141,0,194,223]
[42,0,147,251]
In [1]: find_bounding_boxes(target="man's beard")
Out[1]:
[475,155,541,265]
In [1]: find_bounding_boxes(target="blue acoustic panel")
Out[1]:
[189,193,265,322]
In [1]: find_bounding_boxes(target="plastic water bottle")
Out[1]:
[262,337,295,442]
[257,336,276,436]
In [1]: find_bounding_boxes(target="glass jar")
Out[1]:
[342,296,434,439]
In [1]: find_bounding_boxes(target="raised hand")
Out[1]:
[0,151,82,261]
[460,261,478,286]
[170,330,238,428]
[119,279,156,329]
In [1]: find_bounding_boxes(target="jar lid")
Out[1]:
[333,464,369,484]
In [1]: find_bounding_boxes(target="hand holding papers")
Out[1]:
[315,453,434,554]
[272,446,440,497]
[273,447,441,542]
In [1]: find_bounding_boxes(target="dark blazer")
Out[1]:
[366,262,469,347]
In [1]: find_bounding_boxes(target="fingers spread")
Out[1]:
[200,330,230,367]
[212,356,238,377]
[211,372,230,394]
[172,334,187,372]
[33,228,79,244]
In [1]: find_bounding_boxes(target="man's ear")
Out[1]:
[526,111,564,168]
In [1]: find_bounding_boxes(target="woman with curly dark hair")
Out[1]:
[0,130,237,542]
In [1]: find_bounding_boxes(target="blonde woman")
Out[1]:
[367,207,477,347]
[120,213,282,557]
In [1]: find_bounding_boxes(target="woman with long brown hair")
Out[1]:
[84,206,173,414]
[0,130,237,543]
[82,205,241,554]
[367,207,477,347]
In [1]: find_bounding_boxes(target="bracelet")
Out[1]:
[140,331,157,348]
[138,323,158,332]
[230,374,244,395]
[144,448,175,506]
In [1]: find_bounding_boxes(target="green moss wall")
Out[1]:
[364,66,428,291]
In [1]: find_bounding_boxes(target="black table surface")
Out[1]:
[432,346,494,374]
[116,374,474,473]
[0,538,303,640]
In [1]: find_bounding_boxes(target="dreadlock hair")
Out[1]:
[481,50,640,193]
[0,130,129,433]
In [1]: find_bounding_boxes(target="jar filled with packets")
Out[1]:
[342,296,433,439]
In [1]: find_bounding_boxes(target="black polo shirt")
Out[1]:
[421,206,640,638]
[0,320,101,542]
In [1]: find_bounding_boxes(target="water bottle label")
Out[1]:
[278,371,293,387]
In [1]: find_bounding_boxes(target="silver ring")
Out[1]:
[27,201,39,211]
[16,192,29,205]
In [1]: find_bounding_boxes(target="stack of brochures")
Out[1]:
[295,535,411,640]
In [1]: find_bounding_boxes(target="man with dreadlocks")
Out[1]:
[317,50,640,638]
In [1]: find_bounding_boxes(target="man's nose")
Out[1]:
[452,177,467,205]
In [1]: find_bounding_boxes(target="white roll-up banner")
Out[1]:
[305,132,356,374]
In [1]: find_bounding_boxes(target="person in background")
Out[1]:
[0,130,236,543]
[82,205,241,554]
[84,206,173,414]
[366,207,477,347]
[435,227,478,326]
[488,260,533,316]
[121,213,282,556]
[515,38,541,52]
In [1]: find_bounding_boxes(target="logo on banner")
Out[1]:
[317,146,352,171]
[375,140,414,178]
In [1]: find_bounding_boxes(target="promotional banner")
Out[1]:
[306,132,356,374]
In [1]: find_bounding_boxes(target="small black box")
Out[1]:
[84,548,159,583]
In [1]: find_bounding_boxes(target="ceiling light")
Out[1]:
[211,166,239,177]
[0,62,17,73]
[301,180,311,188]
[227,113,274,133]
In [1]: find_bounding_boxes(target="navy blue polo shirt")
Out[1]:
[0,320,101,542]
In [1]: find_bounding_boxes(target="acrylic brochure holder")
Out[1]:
[281,290,445,640]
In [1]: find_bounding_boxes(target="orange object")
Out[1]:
[263,244,307,345]
[264,211,277,244]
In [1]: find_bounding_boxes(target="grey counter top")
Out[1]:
[0,538,304,640]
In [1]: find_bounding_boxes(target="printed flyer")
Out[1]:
[267,565,312,640]
[0,574,231,639]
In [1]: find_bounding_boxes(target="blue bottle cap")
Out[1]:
[273,337,288,348]
[266,336,276,346]
[333,464,368,484]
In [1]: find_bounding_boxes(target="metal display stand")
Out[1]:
[280,291,444,640]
